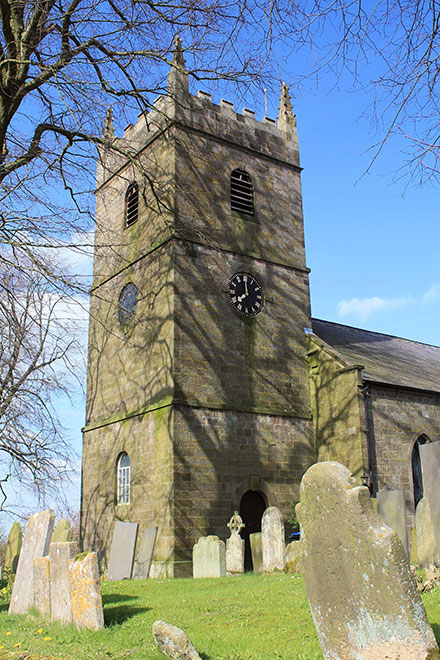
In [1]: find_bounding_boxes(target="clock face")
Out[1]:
[228,272,264,317]
[118,282,138,325]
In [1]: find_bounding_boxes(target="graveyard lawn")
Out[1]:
[0,573,439,660]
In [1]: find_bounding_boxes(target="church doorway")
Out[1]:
[412,434,430,510]
[239,490,267,571]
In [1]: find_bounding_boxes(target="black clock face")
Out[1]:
[118,282,138,325]
[228,272,264,317]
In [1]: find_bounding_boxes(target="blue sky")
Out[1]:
[3,42,439,521]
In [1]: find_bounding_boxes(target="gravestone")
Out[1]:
[9,509,55,615]
[132,527,157,579]
[377,489,409,556]
[297,461,439,660]
[51,519,73,543]
[285,540,301,573]
[420,442,440,559]
[249,532,263,574]
[4,522,22,576]
[107,520,138,581]
[416,497,439,567]
[152,620,201,660]
[33,556,51,617]
[262,506,285,572]
[50,542,73,623]
[192,536,226,578]
[69,551,104,630]
[226,511,245,575]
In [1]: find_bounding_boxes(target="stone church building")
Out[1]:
[80,42,440,576]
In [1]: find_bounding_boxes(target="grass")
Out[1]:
[0,573,439,660]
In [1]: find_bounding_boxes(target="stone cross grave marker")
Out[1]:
[9,509,55,615]
[69,551,104,630]
[50,542,74,623]
[226,511,245,575]
[297,461,439,660]
[107,520,138,581]
[262,506,285,572]
[377,489,409,556]
[193,536,226,578]
[132,527,158,579]
[4,522,22,576]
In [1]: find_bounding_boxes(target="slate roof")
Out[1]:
[311,318,440,393]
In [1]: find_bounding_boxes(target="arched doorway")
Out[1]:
[412,434,430,510]
[239,490,267,571]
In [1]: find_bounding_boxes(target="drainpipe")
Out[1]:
[361,382,374,495]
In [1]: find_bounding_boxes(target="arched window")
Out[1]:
[117,452,131,504]
[412,434,430,509]
[230,169,254,215]
[125,183,139,227]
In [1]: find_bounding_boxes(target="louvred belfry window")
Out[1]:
[230,169,254,215]
[125,183,139,227]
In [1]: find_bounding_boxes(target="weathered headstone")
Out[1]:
[410,526,418,566]
[69,552,104,630]
[377,489,409,556]
[152,620,201,660]
[226,511,245,575]
[297,461,439,660]
[262,506,285,572]
[416,497,439,567]
[4,522,22,576]
[9,509,55,615]
[33,556,51,617]
[284,540,301,573]
[107,520,138,581]
[249,532,263,574]
[51,519,73,543]
[420,442,440,559]
[132,527,157,579]
[192,536,226,578]
[50,542,73,623]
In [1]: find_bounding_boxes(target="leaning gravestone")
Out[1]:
[297,461,439,660]
[132,527,157,579]
[9,509,55,615]
[416,497,439,567]
[152,620,201,660]
[420,442,440,560]
[226,511,245,575]
[249,532,263,574]
[107,520,138,581]
[51,519,73,543]
[192,536,226,578]
[33,556,51,617]
[69,551,104,630]
[4,521,22,576]
[262,506,285,572]
[285,540,301,573]
[50,542,73,623]
[377,489,409,556]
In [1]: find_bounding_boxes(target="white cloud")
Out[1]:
[337,296,411,321]
[422,284,440,305]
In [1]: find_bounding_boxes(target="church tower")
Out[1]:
[81,40,314,576]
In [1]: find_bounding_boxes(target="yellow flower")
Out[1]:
[44,636,51,641]
[5,631,11,636]
[38,628,43,634]
[14,642,20,648]
[0,645,4,649]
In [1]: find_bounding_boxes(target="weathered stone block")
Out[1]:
[416,497,439,567]
[377,489,409,556]
[33,556,51,617]
[132,527,157,579]
[262,506,285,572]
[9,509,55,615]
[284,540,301,573]
[69,552,104,630]
[193,536,226,578]
[152,620,201,660]
[107,520,138,581]
[249,532,263,574]
[51,519,73,543]
[50,542,74,623]
[297,461,439,660]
